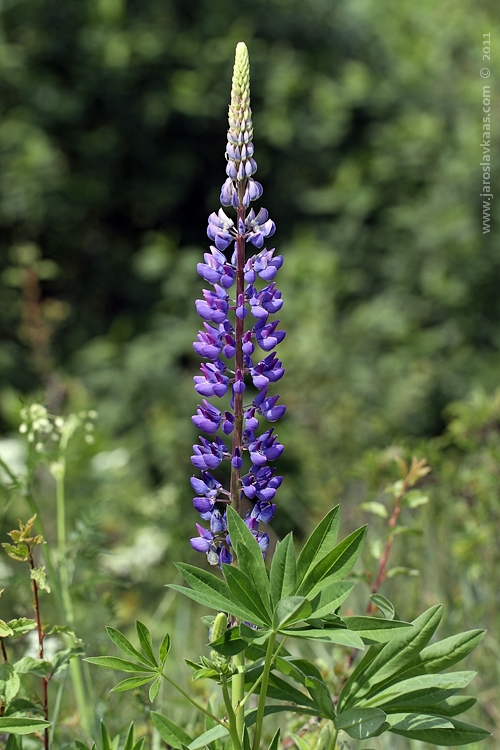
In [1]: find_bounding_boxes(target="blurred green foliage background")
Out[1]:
[0,0,499,746]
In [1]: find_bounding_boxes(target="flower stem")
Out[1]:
[251,631,276,750]
[327,727,339,750]
[222,676,242,750]
[55,463,92,738]
[229,201,247,517]
[0,639,7,663]
[232,650,246,738]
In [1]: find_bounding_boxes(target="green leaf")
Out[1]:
[7,619,37,637]
[187,724,229,749]
[395,629,485,682]
[342,616,411,644]
[262,673,317,708]
[110,675,155,692]
[239,623,271,645]
[2,543,29,562]
[173,563,257,622]
[390,716,490,745]
[151,712,193,750]
[0,619,14,637]
[360,502,388,518]
[85,656,152,673]
[289,733,310,750]
[45,624,75,636]
[159,632,171,664]
[280,626,365,649]
[369,594,395,620]
[244,704,321,727]
[14,656,52,677]
[338,605,443,710]
[170,583,259,625]
[149,674,161,702]
[296,507,340,584]
[136,621,158,667]
[122,723,136,750]
[268,728,281,750]
[0,717,51,735]
[224,566,272,625]
[362,672,476,708]
[273,597,312,630]
[105,627,153,667]
[304,675,336,719]
[386,566,420,578]
[433,695,477,717]
[270,533,296,607]
[30,566,50,593]
[6,735,22,750]
[308,581,354,619]
[296,526,367,596]
[0,663,21,706]
[335,708,387,739]
[100,720,113,750]
[226,507,271,610]
[50,643,85,677]
[387,713,453,730]
[209,626,247,656]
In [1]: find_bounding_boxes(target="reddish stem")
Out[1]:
[29,549,50,750]
[368,479,408,607]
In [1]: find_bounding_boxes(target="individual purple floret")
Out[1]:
[191,436,228,470]
[197,247,235,289]
[190,42,286,566]
[193,360,229,398]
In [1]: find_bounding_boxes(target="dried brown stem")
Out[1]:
[29,548,50,750]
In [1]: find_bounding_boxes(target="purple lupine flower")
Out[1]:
[194,360,229,398]
[197,247,235,288]
[191,436,228,470]
[251,353,285,389]
[190,42,286,566]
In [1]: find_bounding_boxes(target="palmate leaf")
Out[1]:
[335,708,387,739]
[295,506,340,584]
[269,533,296,606]
[389,716,490,745]
[105,627,153,668]
[296,526,367,597]
[339,605,443,710]
[341,616,411,644]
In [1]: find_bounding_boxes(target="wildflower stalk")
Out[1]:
[221,676,242,750]
[52,455,92,737]
[251,632,277,750]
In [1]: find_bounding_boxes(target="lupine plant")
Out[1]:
[0,42,490,750]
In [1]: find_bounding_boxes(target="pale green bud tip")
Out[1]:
[210,612,228,643]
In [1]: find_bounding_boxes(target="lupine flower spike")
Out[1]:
[190,42,285,566]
